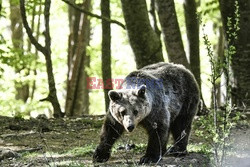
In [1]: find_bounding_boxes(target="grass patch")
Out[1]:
[80,119,103,128]
[188,143,212,155]
[66,144,96,157]
[21,151,41,158]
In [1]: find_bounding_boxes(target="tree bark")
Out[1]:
[156,0,189,69]
[65,0,90,116]
[121,0,164,69]
[10,0,29,102]
[20,0,64,118]
[184,0,200,88]
[101,0,112,112]
[219,0,250,107]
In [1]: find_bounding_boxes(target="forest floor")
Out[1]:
[0,114,249,167]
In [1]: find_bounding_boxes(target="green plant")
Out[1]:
[200,1,241,166]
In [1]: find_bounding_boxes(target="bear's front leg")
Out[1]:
[93,113,124,163]
[140,121,169,164]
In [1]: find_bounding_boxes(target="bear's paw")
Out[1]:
[139,155,162,164]
[92,147,110,163]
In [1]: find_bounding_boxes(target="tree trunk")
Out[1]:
[149,0,161,38]
[10,0,29,102]
[30,0,42,100]
[0,1,2,14]
[65,0,91,117]
[121,0,164,69]
[216,26,225,106]
[101,0,112,112]
[219,0,250,107]
[211,26,225,107]
[183,0,200,88]
[20,0,64,118]
[156,0,189,69]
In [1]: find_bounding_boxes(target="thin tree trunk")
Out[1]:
[211,26,224,107]
[156,0,189,69]
[0,1,2,15]
[149,0,161,37]
[121,0,164,69]
[65,0,81,116]
[184,0,200,88]
[31,0,42,100]
[20,0,64,118]
[82,54,90,114]
[27,1,36,52]
[65,0,91,116]
[216,26,224,106]
[10,0,29,102]
[101,0,112,112]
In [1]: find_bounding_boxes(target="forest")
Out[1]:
[0,0,250,166]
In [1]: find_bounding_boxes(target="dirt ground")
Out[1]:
[0,115,249,167]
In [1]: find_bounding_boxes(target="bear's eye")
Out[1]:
[133,110,138,116]
[120,110,126,117]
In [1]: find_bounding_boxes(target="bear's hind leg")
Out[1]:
[169,115,192,155]
[169,100,198,156]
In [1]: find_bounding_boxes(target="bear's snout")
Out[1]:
[127,125,135,132]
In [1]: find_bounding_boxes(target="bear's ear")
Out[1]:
[108,90,122,101]
[137,85,146,97]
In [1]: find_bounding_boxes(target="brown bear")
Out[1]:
[93,62,200,164]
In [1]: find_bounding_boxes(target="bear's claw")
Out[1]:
[139,155,162,164]
[92,147,110,163]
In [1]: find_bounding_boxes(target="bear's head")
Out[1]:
[108,85,152,132]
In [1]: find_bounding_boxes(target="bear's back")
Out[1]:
[141,62,200,118]
[121,62,199,97]
[141,62,199,97]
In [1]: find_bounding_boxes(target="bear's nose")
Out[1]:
[127,125,135,132]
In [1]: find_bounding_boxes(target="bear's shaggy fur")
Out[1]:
[93,62,200,164]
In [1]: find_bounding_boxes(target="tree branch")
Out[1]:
[61,0,126,29]
[39,96,50,102]
[44,0,51,56]
[19,0,46,55]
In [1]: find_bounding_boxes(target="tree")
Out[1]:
[65,0,91,116]
[29,0,42,100]
[212,26,225,107]
[183,0,201,88]
[10,0,29,102]
[0,1,2,14]
[219,0,250,107]
[20,0,64,118]
[156,0,189,68]
[101,0,112,112]
[121,0,164,69]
